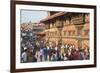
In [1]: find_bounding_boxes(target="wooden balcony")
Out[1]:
[71,14,85,25]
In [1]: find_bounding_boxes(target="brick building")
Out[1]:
[40,12,90,49]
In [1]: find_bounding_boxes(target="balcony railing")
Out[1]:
[71,14,85,25]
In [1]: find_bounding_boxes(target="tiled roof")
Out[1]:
[40,12,66,22]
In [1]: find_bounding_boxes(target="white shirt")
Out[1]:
[22,52,27,62]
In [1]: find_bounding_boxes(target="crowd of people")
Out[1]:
[21,41,90,63]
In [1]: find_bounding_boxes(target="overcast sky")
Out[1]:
[21,10,48,24]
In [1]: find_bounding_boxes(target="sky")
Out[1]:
[20,10,48,24]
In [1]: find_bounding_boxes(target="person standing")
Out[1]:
[43,46,48,61]
[35,49,41,62]
[40,47,44,61]
[71,49,80,60]
[21,47,27,63]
